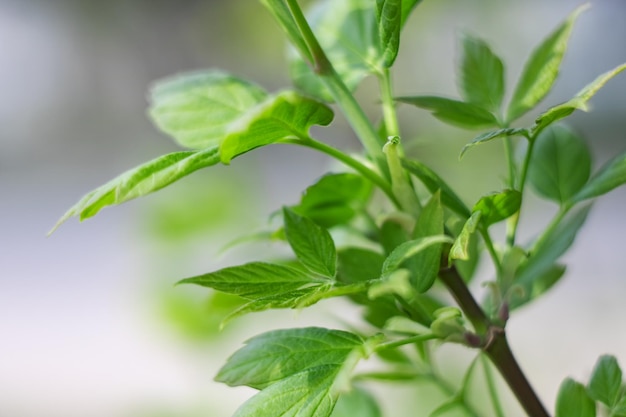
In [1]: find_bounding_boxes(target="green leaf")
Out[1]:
[51,147,220,232]
[555,378,596,417]
[293,173,372,228]
[283,207,337,278]
[381,235,452,278]
[219,91,334,164]
[510,205,591,310]
[459,33,505,112]
[410,192,446,293]
[449,211,481,261]
[588,355,623,408]
[177,262,320,298]
[376,0,402,67]
[232,365,341,417]
[330,386,382,417]
[460,128,529,159]
[613,396,626,416]
[290,0,382,102]
[217,327,363,389]
[148,71,267,149]
[397,96,498,129]
[528,124,591,204]
[401,158,471,218]
[400,0,423,27]
[473,189,522,227]
[261,0,313,63]
[533,63,626,134]
[573,150,626,203]
[507,4,589,122]
[337,248,385,285]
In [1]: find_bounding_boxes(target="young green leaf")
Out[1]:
[289,0,382,102]
[533,63,626,134]
[459,33,505,112]
[473,189,522,227]
[231,365,342,417]
[217,327,363,389]
[337,248,385,285]
[528,124,591,204]
[330,386,382,417]
[381,235,452,277]
[588,355,623,408]
[555,378,596,417]
[573,150,626,203]
[396,96,498,129]
[261,0,313,63]
[449,211,481,261]
[507,4,589,122]
[283,207,337,278]
[376,0,402,67]
[219,91,334,164]
[460,128,529,159]
[410,192,446,293]
[51,147,221,232]
[292,173,372,228]
[177,262,320,298]
[401,158,472,219]
[149,71,267,149]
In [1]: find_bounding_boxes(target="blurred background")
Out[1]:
[1,0,625,416]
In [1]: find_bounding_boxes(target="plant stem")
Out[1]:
[485,330,550,417]
[284,0,385,169]
[438,266,551,417]
[384,137,422,216]
[480,227,503,276]
[508,136,536,246]
[379,68,400,138]
[286,138,402,208]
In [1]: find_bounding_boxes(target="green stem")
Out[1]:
[481,354,506,417]
[379,68,400,138]
[508,136,536,246]
[384,137,422,216]
[286,138,401,208]
[375,333,437,351]
[284,0,384,168]
[480,227,503,277]
[503,136,516,189]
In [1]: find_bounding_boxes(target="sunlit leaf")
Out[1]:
[217,327,363,389]
[283,208,337,278]
[473,189,522,227]
[459,33,505,112]
[507,4,589,122]
[52,147,220,232]
[219,91,334,164]
[533,63,626,134]
[149,71,267,149]
[528,124,591,204]
[232,365,341,417]
[555,378,596,417]
[397,96,498,129]
[573,150,626,203]
[381,235,452,278]
[588,355,623,408]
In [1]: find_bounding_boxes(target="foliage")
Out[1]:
[54,1,626,416]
